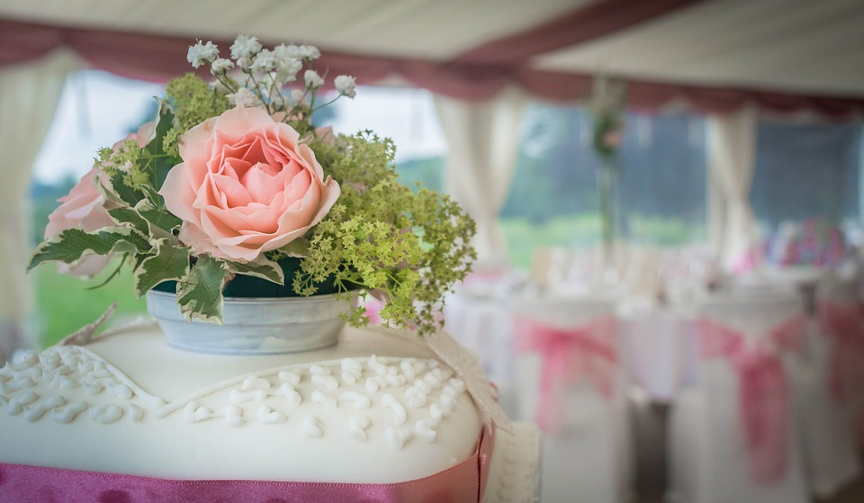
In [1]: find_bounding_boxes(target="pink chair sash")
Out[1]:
[817,301,864,405]
[0,426,494,503]
[697,315,805,485]
[514,316,617,434]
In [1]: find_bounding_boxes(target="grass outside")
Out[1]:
[33,259,147,348]
[501,214,705,269]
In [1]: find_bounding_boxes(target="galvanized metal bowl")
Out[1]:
[146,290,355,355]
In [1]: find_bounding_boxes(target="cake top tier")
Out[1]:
[0,326,484,483]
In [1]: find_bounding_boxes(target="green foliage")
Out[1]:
[176,255,228,323]
[294,132,476,335]
[28,228,150,271]
[226,255,285,285]
[163,74,229,157]
[134,239,191,297]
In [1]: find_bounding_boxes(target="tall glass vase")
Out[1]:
[597,158,620,285]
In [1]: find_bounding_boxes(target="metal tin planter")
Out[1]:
[146,290,355,355]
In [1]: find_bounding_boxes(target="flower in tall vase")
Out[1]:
[587,75,627,281]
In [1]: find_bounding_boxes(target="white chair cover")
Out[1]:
[800,275,862,497]
[668,290,810,503]
[513,295,631,503]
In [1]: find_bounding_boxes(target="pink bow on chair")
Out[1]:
[817,301,864,405]
[514,317,618,434]
[697,315,805,485]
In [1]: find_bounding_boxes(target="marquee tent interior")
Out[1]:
[1,0,864,501]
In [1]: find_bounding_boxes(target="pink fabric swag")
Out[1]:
[697,315,805,485]
[514,316,618,434]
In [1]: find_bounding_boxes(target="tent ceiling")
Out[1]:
[0,0,587,60]
[1,0,862,98]
[535,0,864,97]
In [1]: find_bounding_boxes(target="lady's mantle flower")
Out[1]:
[187,41,219,68]
[304,70,324,89]
[210,58,234,75]
[227,87,261,108]
[334,75,357,98]
[230,35,262,60]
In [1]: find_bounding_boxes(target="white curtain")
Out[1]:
[0,49,80,360]
[434,87,526,265]
[706,105,759,268]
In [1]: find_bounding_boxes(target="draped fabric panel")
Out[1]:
[707,106,760,267]
[0,50,81,361]
[434,88,526,263]
[0,19,863,118]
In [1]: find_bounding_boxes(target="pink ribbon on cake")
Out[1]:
[0,425,495,503]
[697,315,805,485]
[514,316,617,434]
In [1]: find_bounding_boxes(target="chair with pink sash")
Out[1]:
[795,274,863,496]
[668,291,810,503]
[513,295,631,503]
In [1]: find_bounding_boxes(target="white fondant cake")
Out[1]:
[0,324,540,501]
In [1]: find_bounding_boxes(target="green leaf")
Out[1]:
[108,208,149,236]
[278,238,311,258]
[100,170,146,208]
[226,255,285,285]
[146,104,180,190]
[176,255,228,324]
[28,227,151,271]
[134,239,191,297]
[138,204,182,233]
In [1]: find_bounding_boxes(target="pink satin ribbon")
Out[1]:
[697,315,805,485]
[817,301,864,404]
[514,316,617,434]
[0,426,495,503]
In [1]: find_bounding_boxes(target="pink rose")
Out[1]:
[44,122,154,277]
[159,106,340,262]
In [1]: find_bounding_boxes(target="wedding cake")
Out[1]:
[1,35,540,502]
[0,324,540,502]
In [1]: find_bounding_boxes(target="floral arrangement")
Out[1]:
[29,36,476,335]
[773,219,847,268]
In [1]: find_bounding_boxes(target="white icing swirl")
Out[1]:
[241,376,272,391]
[24,395,65,422]
[128,403,144,422]
[7,391,38,415]
[52,402,89,423]
[278,383,302,408]
[385,426,412,450]
[382,393,407,426]
[414,418,437,443]
[404,387,427,409]
[184,401,212,423]
[311,373,339,390]
[257,404,287,424]
[338,391,371,409]
[302,415,323,438]
[348,414,370,441]
[89,403,123,424]
[310,364,331,376]
[278,370,301,386]
[311,390,337,409]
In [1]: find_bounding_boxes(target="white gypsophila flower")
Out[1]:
[210,58,234,75]
[299,44,321,60]
[228,87,261,108]
[230,35,262,60]
[290,88,306,105]
[304,70,324,89]
[274,43,303,60]
[236,57,252,71]
[334,75,357,98]
[275,58,302,83]
[187,40,219,68]
[251,49,276,72]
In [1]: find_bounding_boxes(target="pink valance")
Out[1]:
[1,18,863,118]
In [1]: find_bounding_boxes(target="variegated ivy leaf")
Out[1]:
[278,238,311,258]
[137,202,182,235]
[107,207,149,236]
[226,255,285,285]
[134,239,191,297]
[177,255,228,324]
[28,227,150,271]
